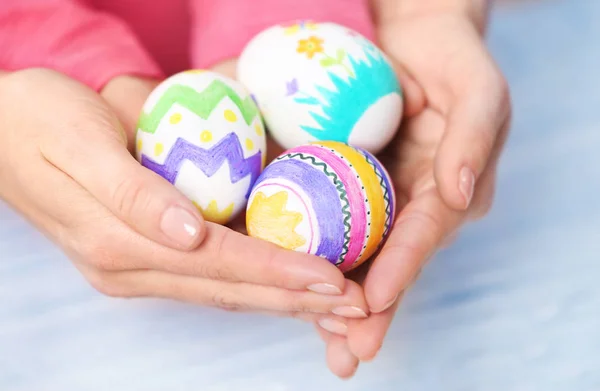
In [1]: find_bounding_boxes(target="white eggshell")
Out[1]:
[238,21,403,154]
[135,70,267,225]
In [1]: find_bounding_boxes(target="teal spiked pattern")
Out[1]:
[295,48,402,143]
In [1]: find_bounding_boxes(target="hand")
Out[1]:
[316,7,512,378]
[0,68,370,319]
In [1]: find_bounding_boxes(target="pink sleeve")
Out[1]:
[0,0,164,91]
[191,0,375,69]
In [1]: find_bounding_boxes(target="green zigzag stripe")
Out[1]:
[359,151,393,237]
[277,152,352,265]
[138,80,260,134]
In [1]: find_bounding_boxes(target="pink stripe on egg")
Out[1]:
[293,146,367,271]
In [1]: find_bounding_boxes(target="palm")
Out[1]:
[318,14,512,379]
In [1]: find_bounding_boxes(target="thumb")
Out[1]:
[434,78,510,210]
[43,81,207,250]
[101,75,161,150]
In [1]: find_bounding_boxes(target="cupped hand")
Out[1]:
[317,10,512,378]
[0,68,369,319]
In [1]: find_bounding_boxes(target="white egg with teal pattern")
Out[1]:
[238,21,403,154]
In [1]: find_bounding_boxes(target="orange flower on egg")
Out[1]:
[297,36,324,59]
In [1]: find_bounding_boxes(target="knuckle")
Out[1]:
[210,290,246,311]
[288,301,314,314]
[193,260,235,282]
[110,176,151,219]
[203,230,237,281]
[281,293,314,313]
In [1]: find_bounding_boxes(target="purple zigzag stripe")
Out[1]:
[141,133,262,198]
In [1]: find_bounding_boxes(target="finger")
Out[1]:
[347,295,401,361]
[467,114,511,220]
[467,165,496,221]
[389,58,427,118]
[260,312,349,336]
[211,59,238,80]
[41,105,207,251]
[83,266,370,317]
[314,325,359,379]
[323,333,360,379]
[100,76,160,149]
[364,188,464,313]
[44,163,351,295]
[434,70,511,210]
[134,223,353,295]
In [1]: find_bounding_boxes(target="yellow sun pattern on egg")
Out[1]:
[194,200,234,225]
[246,191,306,250]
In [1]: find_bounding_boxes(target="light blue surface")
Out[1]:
[2,1,600,390]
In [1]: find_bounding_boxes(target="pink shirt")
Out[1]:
[0,0,374,91]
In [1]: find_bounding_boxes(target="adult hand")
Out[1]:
[0,68,369,319]
[317,1,512,378]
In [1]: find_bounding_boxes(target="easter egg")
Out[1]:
[135,70,267,225]
[237,21,403,155]
[246,141,396,273]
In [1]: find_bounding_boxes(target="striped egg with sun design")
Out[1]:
[135,70,267,225]
[246,141,396,273]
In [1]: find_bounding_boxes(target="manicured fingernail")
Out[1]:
[459,166,475,208]
[318,318,348,336]
[373,293,399,313]
[160,206,201,248]
[307,283,342,295]
[332,306,368,318]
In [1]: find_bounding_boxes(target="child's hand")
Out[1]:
[317,4,512,378]
[0,68,369,319]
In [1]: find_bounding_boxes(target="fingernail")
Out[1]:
[318,318,348,336]
[459,166,475,208]
[160,206,201,248]
[307,283,342,295]
[332,306,368,318]
[372,293,399,313]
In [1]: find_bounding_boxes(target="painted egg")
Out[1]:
[135,70,267,225]
[237,21,403,155]
[246,141,396,273]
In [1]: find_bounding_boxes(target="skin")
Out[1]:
[314,0,512,378]
[0,0,510,379]
[0,68,371,321]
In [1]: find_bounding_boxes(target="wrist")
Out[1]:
[373,0,491,34]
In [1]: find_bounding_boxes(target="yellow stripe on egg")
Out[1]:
[316,141,386,262]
